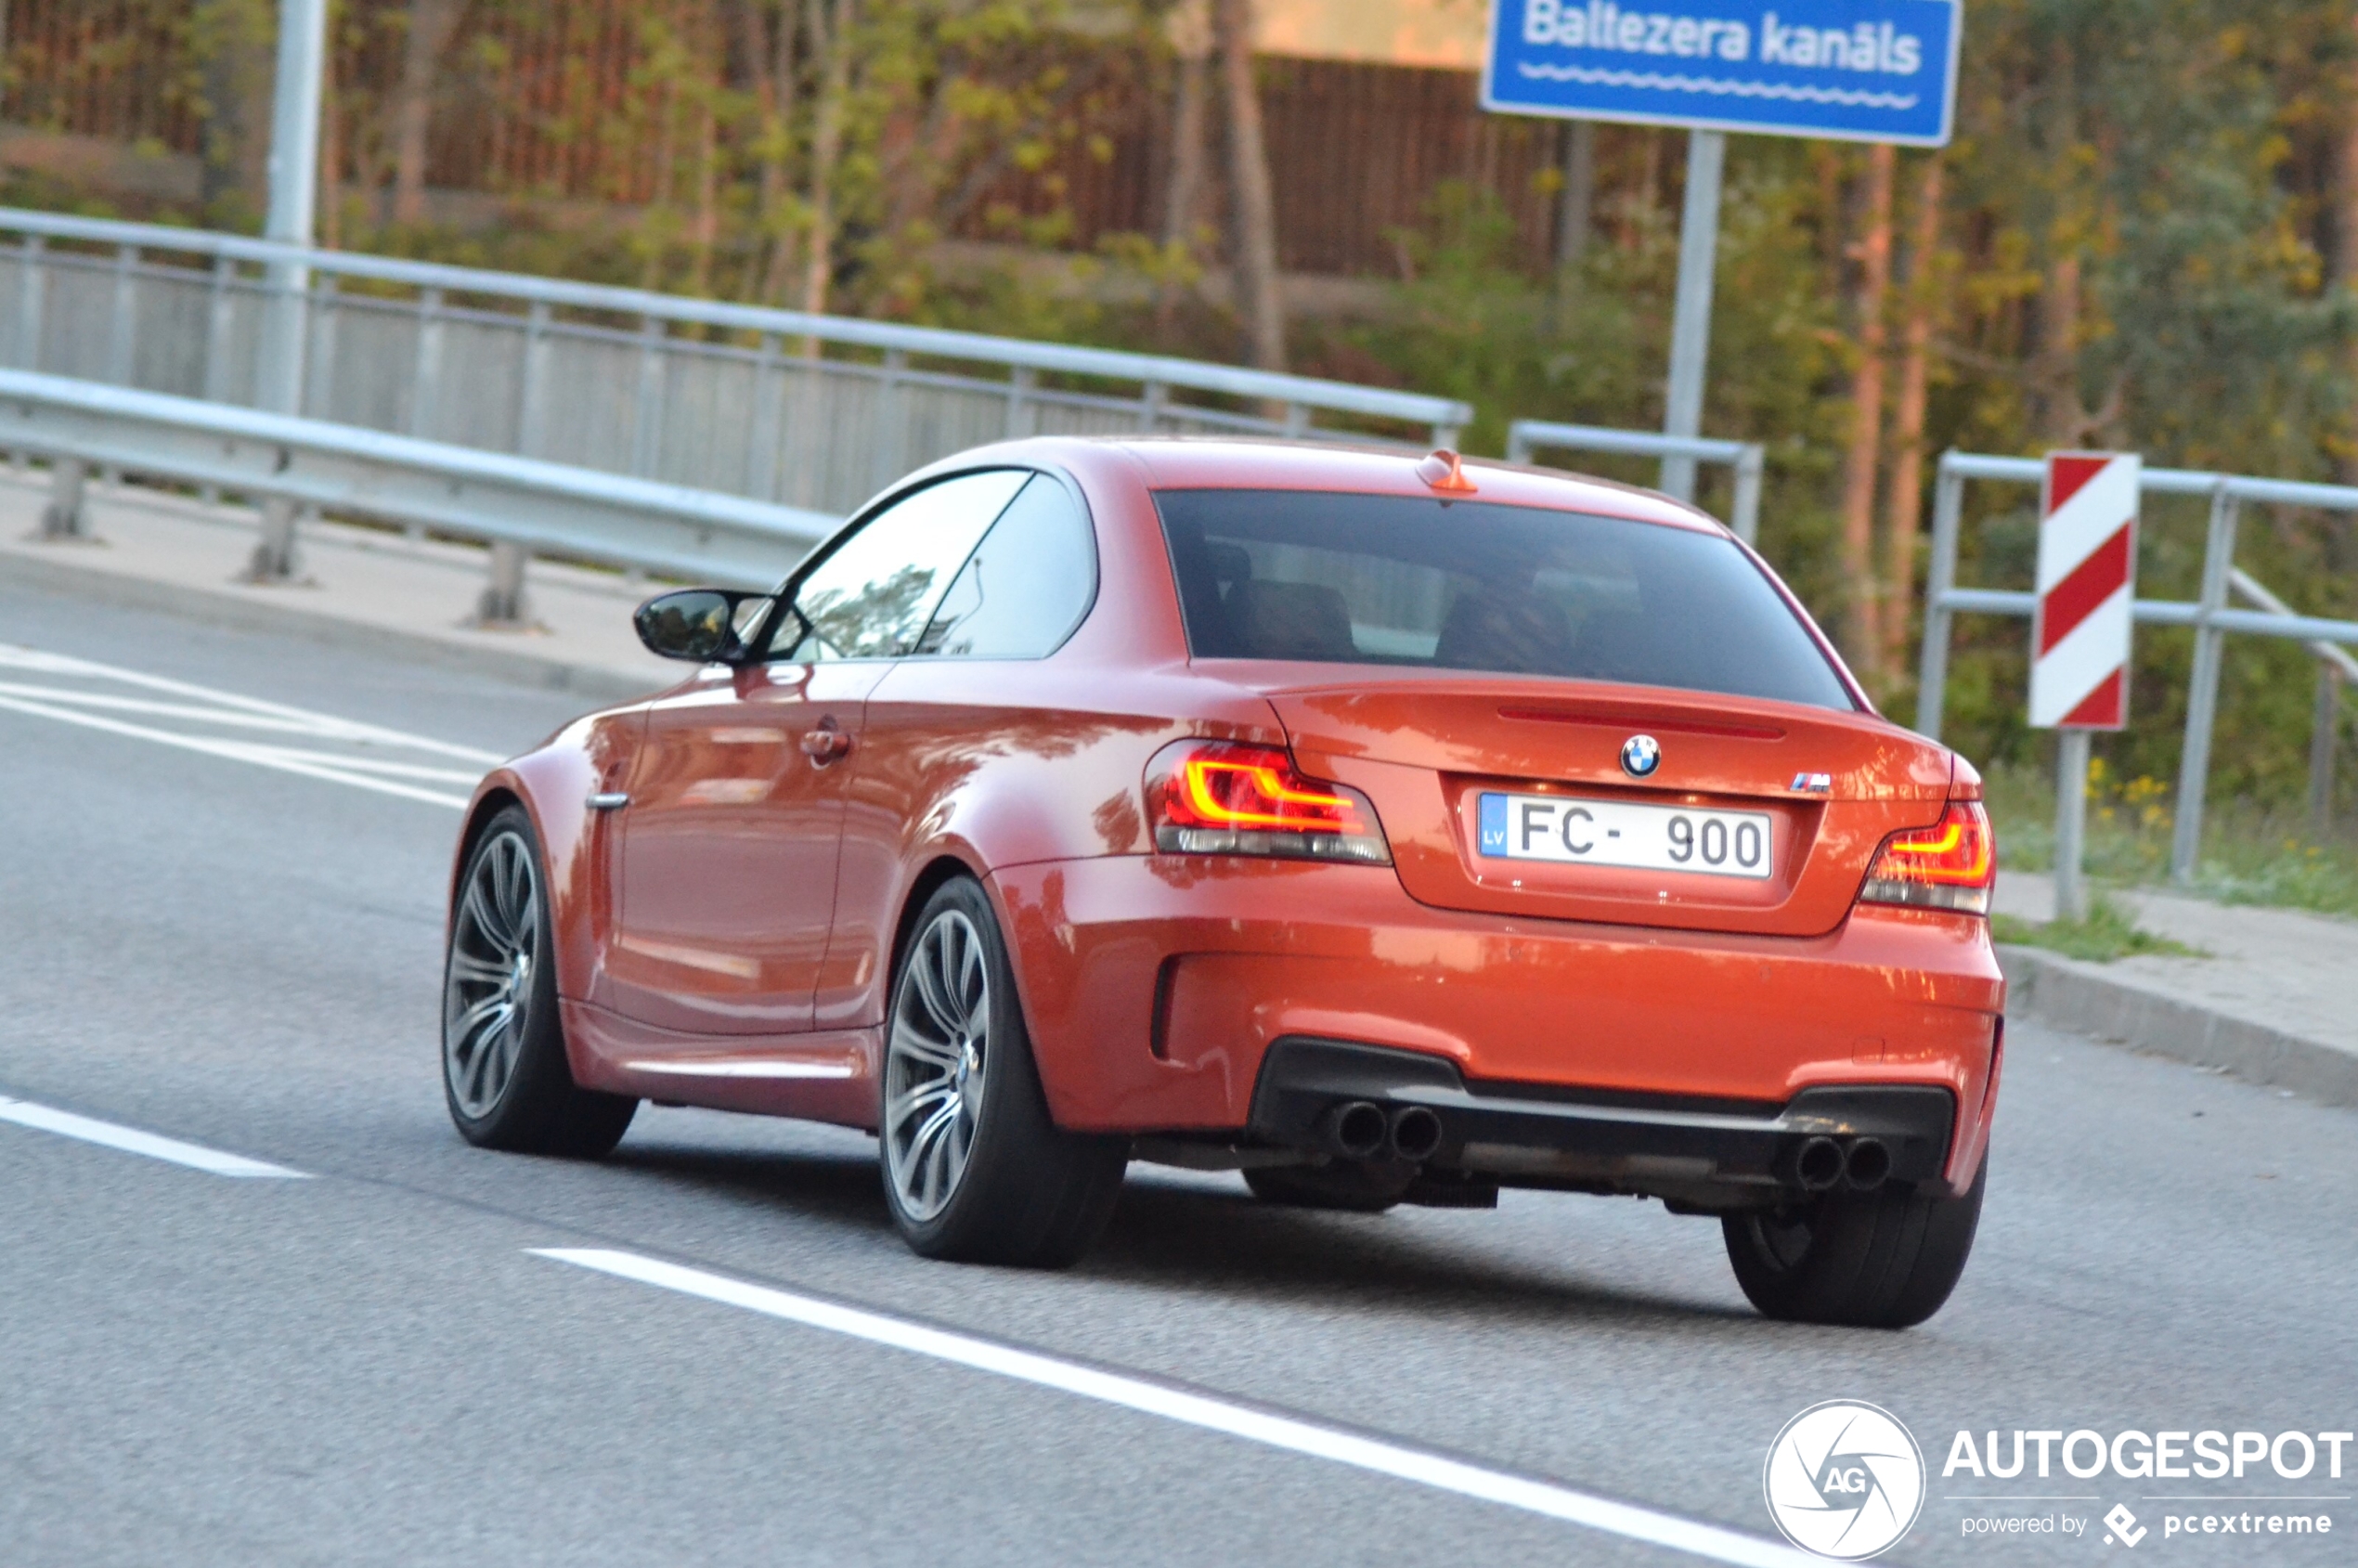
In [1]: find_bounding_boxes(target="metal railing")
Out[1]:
[1915,450,2358,879]
[0,206,1473,521]
[7,369,834,624]
[1504,421,1765,545]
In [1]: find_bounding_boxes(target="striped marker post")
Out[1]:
[2031,451,2141,920]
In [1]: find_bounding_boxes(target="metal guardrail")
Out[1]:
[0,206,1474,520]
[5,369,834,623]
[1916,450,2358,879]
[1504,421,1764,544]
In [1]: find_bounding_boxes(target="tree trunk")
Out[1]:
[1214,0,1286,373]
[1156,38,1210,338]
[801,0,856,323]
[1881,153,1946,682]
[2337,20,2358,487]
[392,0,465,227]
[1837,141,1896,679]
[194,0,275,228]
[758,1,803,305]
[2033,251,2084,446]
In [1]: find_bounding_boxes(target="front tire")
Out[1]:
[880,878,1127,1267]
[443,807,637,1157]
[1721,1158,1986,1328]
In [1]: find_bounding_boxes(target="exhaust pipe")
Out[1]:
[1387,1105,1444,1162]
[1326,1100,1389,1160]
[1844,1137,1892,1192]
[1792,1135,1844,1192]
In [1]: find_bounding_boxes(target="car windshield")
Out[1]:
[1154,489,1856,711]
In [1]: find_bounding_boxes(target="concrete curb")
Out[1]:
[1999,944,2358,1108]
[2,543,658,705]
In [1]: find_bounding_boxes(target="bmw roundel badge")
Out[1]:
[1620,734,1662,778]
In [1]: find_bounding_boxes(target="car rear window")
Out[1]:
[1154,489,1856,711]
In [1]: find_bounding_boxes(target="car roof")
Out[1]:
[1047,436,1731,537]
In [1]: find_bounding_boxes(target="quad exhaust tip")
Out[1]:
[1794,1136,1845,1192]
[1328,1101,1390,1160]
[1844,1137,1891,1192]
[1387,1106,1444,1162]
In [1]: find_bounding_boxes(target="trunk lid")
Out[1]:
[1221,667,1955,938]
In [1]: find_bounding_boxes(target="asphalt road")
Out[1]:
[4,576,2354,1568]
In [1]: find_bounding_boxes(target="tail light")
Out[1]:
[1859,801,1995,914]
[1147,740,1391,865]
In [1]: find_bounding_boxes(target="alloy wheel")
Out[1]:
[445,829,540,1120]
[884,909,990,1222]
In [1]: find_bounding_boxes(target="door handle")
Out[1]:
[800,723,852,765]
[588,791,631,810]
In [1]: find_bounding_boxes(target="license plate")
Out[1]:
[1476,792,1773,880]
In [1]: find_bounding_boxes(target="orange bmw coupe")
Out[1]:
[444,438,2002,1327]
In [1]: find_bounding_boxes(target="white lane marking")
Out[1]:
[533,1248,1818,1568]
[0,692,473,809]
[0,1095,308,1178]
[0,644,502,763]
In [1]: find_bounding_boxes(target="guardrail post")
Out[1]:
[631,314,666,476]
[2313,663,2343,838]
[1433,421,1462,452]
[1282,401,1310,439]
[1506,421,1532,464]
[202,255,236,404]
[308,274,339,421]
[410,288,444,438]
[476,541,530,628]
[1730,444,1763,547]
[1140,380,1166,434]
[518,300,551,457]
[2054,729,2093,922]
[1005,366,1037,439]
[748,331,783,500]
[1913,455,1965,739]
[108,245,138,385]
[38,457,90,539]
[2170,482,2241,884]
[16,234,45,369]
[257,261,308,416]
[245,497,304,582]
[875,348,909,494]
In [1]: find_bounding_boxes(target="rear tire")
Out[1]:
[443,807,638,1158]
[1721,1158,1986,1328]
[880,878,1127,1267]
[1243,1160,1417,1213]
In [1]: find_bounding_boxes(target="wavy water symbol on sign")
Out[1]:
[1515,61,1920,109]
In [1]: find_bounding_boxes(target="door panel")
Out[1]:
[607,662,883,1035]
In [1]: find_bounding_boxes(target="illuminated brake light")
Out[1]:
[1859,801,1996,914]
[1147,741,1391,865]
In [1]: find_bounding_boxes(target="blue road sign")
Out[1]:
[1483,0,1961,147]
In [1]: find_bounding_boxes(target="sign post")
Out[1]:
[1483,1,1962,499]
[2031,451,2141,922]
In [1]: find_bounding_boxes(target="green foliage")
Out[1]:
[1991,895,2204,961]
[1983,757,2358,915]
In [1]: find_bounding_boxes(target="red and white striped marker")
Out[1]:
[2029,451,2141,729]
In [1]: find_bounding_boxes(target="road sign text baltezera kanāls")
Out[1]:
[1484,0,1962,146]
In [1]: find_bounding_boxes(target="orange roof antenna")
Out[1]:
[1416,448,1479,496]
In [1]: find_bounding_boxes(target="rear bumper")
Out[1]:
[1248,1037,1956,1208]
[989,855,2003,1194]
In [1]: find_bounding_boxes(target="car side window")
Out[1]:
[773,469,1030,660]
[913,476,1097,659]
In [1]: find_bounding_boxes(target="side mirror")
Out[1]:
[633,589,772,663]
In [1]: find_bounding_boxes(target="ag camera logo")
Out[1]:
[1764,1401,1925,1561]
